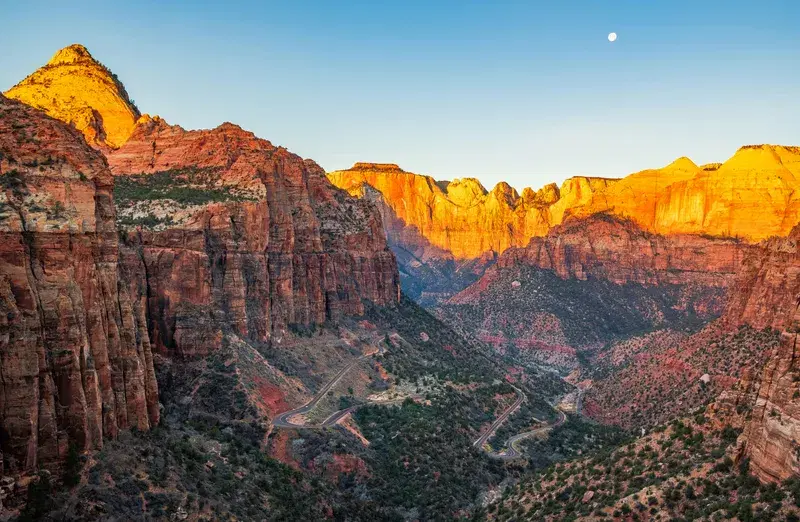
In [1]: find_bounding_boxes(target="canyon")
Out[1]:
[329,148,800,303]
[2,41,800,519]
[0,45,399,476]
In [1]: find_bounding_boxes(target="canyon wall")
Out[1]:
[0,95,158,473]
[725,225,800,482]
[330,151,800,258]
[0,45,400,474]
[108,118,400,358]
[450,214,748,306]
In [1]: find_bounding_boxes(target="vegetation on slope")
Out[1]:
[485,410,800,521]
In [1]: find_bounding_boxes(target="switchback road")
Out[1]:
[272,355,370,428]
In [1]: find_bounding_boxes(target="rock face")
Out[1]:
[0,43,400,476]
[0,95,158,473]
[723,224,800,482]
[437,215,748,373]
[737,304,800,483]
[108,118,400,357]
[328,151,800,301]
[330,150,800,260]
[724,224,800,330]
[327,163,613,261]
[452,214,749,303]
[4,44,141,150]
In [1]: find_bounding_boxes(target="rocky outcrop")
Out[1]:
[348,181,495,306]
[723,224,800,330]
[108,118,400,357]
[328,153,800,304]
[451,214,749,305]
[0,95,158,473]
[328,147,800,270]
[736,304,800,483]
[4,44,141,150]
[718,225,800,482]
[327,163,613,261]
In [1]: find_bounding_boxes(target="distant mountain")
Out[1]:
[328,148,800,301]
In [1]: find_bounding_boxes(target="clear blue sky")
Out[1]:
[3,0,799,191]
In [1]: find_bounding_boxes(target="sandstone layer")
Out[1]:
[724,225,800,482]
[0,95,158,473]
[328,148,800,262]
[450,214,749,306]
[724,224,800,330]
[108,117,400,358]
[737,312,800,483]
[5,44,141,150]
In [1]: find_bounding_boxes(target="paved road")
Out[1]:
[480,387,584,460]
[491,409,566,459]
[272,355,369,428]
[274,350,587,462]
[472,385,525,449]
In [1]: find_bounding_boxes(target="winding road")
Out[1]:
[272,354,370,428]
[477,387,584,460]
[472,385,525,449]
[273,348,586,464]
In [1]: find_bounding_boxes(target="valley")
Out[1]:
[1,41,800,522]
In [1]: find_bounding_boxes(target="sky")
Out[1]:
[3,0,800,191]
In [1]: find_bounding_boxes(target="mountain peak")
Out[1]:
[5,44,140,149]
[665,156,699,171]
[724,144,788,171]
[47,44,96,66]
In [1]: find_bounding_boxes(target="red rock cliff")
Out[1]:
[736,309,800,483]
[108,117,399,358]
[723,225,800,330]
[450,214,749,306]
[0,95,158,473]
[721,225,800,482]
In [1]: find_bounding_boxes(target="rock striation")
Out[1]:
[330,149,800,260]
[327,163,612,261]
[0,94,158,473]
[0,44,400,475]
[737,309,800,483]
[4,44,141,150]
[450,213,749,305]
[108,118,400,358]
[723,224,800,482]
[724,224,800,330]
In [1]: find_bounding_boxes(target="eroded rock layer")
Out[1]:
[0,95,158,473]
[108,117,400,358]
[450,214,749,306]
[727,225,800,482]
[328,148,800,262]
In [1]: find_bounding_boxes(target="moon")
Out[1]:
[608,32,617,42]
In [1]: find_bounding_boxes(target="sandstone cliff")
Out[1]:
[327,163,613,261]
[722,225,800,482]
[737,310,800,483]
[0,94,158,473]
[724,224,800,330]
[328,147,800,267]
[450,213,748,304]
[5,44,141,150]
[108,118,400,358]
[437,215,747,373]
